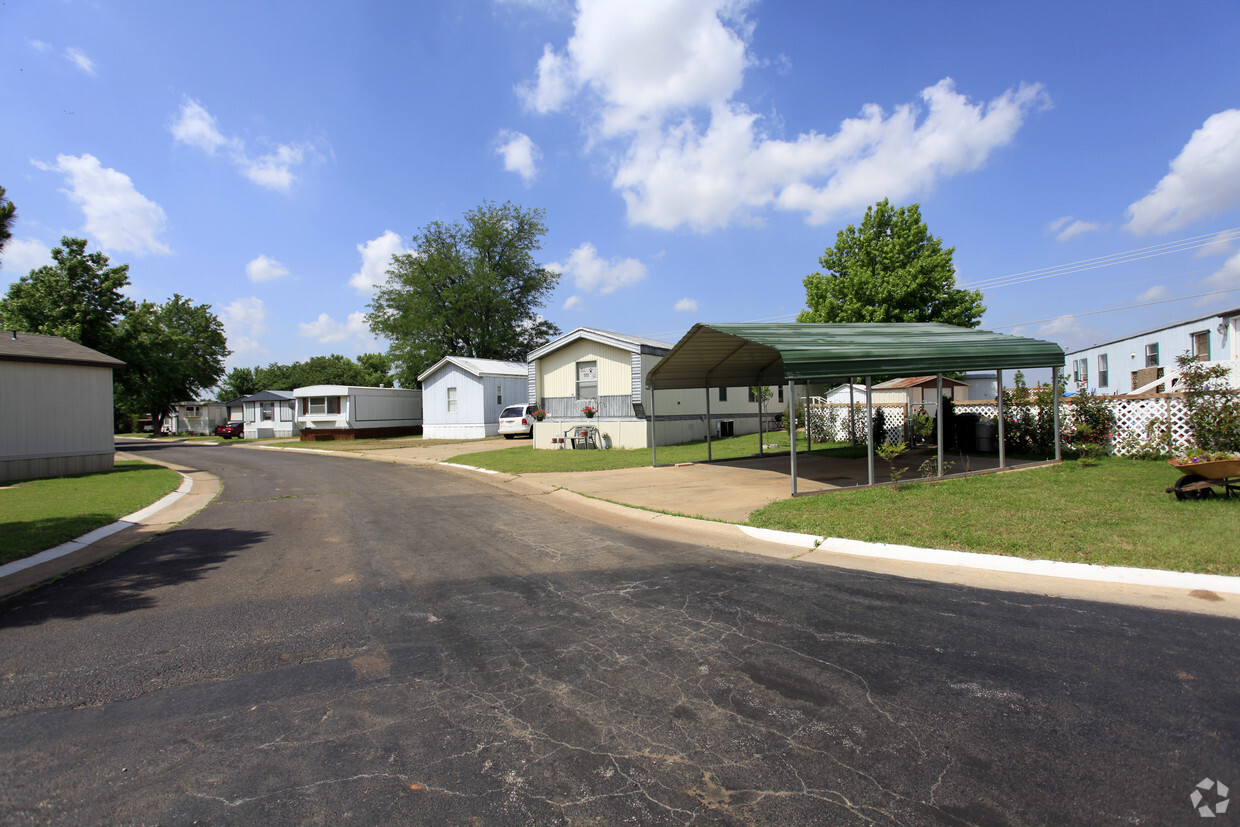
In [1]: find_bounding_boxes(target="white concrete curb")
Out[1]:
[815,536,1240,595]
[438,462,499,475]
[737,525,823,549]
[0,473,194,580]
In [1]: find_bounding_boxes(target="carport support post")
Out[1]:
[705,386,712,462]
[1053,367,1062,461]
[804,381,812,452]
[788,379,798,496]
[650,387,658,467]
[936,373,944,477]
[757,387,764,456]
[997,368,1006,469]
[866,375,875,486]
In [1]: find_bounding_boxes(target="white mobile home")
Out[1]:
[1,331,124,482]
[528,327,767,450]
[294,385,422,438]
[1065,307,1240,394]
[417,357,526,439]
[234,389,298,439]
[166,400,228,435]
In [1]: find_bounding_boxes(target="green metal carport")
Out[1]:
[644,322,1067,494]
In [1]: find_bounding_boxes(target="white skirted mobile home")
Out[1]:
[294,385,422,438]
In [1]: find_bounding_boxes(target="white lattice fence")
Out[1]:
[807,403,907,444]
[960,396,1195,455]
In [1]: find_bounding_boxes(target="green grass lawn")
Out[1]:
[278,435,493,451]
[749,457,1240,575]
[0,461,183,565]
[448,431,867,474]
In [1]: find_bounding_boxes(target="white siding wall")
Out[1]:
[539,339,633,398]
[423,367,483,428]
[0,361,114,481]
[1067,315,1237,394]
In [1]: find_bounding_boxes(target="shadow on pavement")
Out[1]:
[0,527,269,626]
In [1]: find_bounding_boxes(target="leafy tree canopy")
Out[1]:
[0,236,134,353]
[218,353,395,400]
[115,295,230,433]
[798,199,985,328]
[367,201,560,387]
[0,185,15,261]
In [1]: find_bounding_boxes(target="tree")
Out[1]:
[0,185,15,263]
[798,199,984,327]
[115,295,230,434]
[367,201,561,387]
[217,366,260,402]
[0,237,134,353]
[358,352,393,387]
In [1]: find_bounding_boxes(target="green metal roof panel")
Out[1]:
[645,323,1065,389]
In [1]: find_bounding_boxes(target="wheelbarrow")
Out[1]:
[1165,458,1240,500]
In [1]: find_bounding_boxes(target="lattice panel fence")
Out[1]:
[807,403,908,444]
[955,396,1195,455]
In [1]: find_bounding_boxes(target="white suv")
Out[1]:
[498,404,537,439]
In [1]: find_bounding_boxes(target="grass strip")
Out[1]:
[0,461,182,565]
[447,431,866,474]
[749,457,1240,575]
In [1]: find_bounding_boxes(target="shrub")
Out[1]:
[1178,352,1240,453]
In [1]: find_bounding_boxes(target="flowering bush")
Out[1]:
[581,405,596,418]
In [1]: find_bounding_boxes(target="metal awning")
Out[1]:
[645,323,1064,389]
[643,322,1066,495]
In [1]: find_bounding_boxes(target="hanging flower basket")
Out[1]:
[581,405,597,418]
[532,409,547,421]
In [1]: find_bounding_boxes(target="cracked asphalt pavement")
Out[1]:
[1,441,1237,824]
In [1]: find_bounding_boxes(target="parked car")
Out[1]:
[215,422,244,439]
[498,404,536,439]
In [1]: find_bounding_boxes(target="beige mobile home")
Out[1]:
[527,327,766,449]
[0,330,124,482]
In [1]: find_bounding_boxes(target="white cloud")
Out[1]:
[241,144,307,192]
[65,47,95,75]
[1036,315,1095,351]
[1204,250,1240,289]
[1,238,53,275]
[563,295,583,310]
[1126,109,1240,235]
[29,39,52,53]
[245,254,289,282]
[169,99,231,155]
[350,230,409,294]
[673,297,699,313]
[549,242,647,294]
[1195,230,1236,259]
[1051,218,1102,241]
[298,311,377,350]
[35,153,170,255]
[522,0,1048,231]
[221,296,270,359]
[1137,284,1170,302]
[494,130,542,184]
[169,98,317,192]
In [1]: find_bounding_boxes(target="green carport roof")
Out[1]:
[645,323,1065,390]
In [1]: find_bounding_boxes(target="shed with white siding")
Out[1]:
[417,357,526,439]
[0,330,124,482]
[235,389,299,439]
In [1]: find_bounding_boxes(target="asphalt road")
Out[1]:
[1,441,1237,824]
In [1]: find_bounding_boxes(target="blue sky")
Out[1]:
[4,0,1240,379]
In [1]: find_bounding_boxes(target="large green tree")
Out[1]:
[0,185,15,263]
[0,237,134,352]
[217,366,260,402]
[115,295,230,434]
[368,201,560,387]
[798,199,985,327]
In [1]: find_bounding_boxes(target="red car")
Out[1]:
[215,422,244,439]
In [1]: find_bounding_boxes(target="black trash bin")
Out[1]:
[955,413,979,453]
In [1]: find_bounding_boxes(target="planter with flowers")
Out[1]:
[581,405,596,419]
[1167,449,1240,500]
[532,409,547,421]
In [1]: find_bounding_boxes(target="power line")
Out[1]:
[962,227,1240,291]
[988,287,1240,331]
